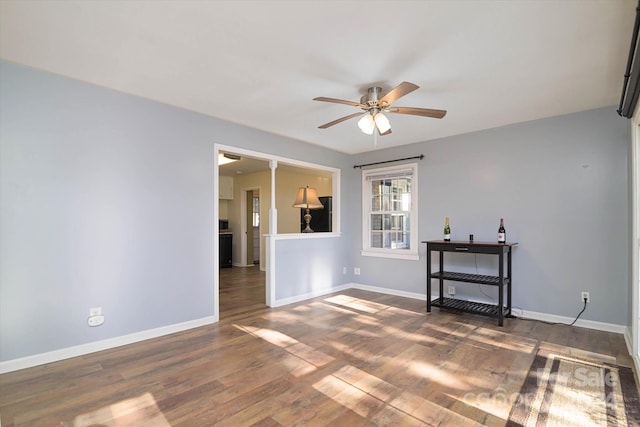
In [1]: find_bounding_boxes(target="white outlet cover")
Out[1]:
[88,315,105,326]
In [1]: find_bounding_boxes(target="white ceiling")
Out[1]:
[0,1,635,154]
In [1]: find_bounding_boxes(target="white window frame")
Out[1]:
[361,163,419,260]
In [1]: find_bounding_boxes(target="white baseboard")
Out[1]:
[0,316,216,374]
[349,283,626,334]
[350,283,427,302]
[0,284,630,374]
[513,308,626,334]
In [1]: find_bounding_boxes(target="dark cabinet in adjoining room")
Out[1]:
[300,196,332,233]
[219,233,232,268]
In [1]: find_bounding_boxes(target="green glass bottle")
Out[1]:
[444,217,451,241]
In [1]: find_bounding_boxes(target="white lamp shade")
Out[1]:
[292,186,324,209]
[374,112,391,133]
[293,186,324,209]
[357,114,375,135]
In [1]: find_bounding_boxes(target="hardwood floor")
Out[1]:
[219,266,266,319]
[0,288,635,426]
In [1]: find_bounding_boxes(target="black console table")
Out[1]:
[423,240,517,326]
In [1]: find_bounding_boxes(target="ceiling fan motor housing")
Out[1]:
[361,87,383,109]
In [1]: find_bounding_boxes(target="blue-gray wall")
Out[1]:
[351,107,630,325]
[0,60,352,362]
[0,59,631,364]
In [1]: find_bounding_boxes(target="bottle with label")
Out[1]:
[498,218,506,243]
[444,217,451,241]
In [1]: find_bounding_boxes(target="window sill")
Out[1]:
[360,250,419,261]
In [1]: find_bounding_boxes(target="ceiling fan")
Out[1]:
[313,82,446,136]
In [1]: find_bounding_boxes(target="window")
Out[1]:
[252,195,260,227]
[362,163,419,260]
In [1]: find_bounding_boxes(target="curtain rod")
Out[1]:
[618,0,640,118]
[353,155,424,169]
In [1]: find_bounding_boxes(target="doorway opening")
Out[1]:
[214,144,340,320]
[250,191,260,265]
[240,187,262,269]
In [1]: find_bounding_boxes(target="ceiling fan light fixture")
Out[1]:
[374,112,391,134]
[314,81,446,135]
[358,113,375,135]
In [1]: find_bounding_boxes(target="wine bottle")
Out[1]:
[444,217,451,241]
[498,218,506,243]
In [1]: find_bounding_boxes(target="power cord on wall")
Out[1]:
[473,255,589,326]
[512,297,588,326]
[475,254,497,303]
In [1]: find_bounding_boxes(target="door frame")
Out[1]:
[631,112,640,374]
[213,143,341,321]
[240,186,262,268]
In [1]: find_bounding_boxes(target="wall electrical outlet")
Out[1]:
[342,267,347,274]
[448,286,456,296]
[354,267,361,275]
[581,292,590,303]
[88,315,105,327]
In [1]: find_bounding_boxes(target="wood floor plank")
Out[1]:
[1,267,636,426]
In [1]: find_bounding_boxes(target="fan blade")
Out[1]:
[318,112,363,129]
[313,97,364,108]
[388,106,447,119]
[379,82,419,106]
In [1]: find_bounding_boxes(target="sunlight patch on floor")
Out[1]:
[464,327,537,353]
[63,392,169,427]
[308,300,363,316]
[389,328,441,346]
[353,313,382,327]
[324,294,390,314]
[314,364,485,426]
[332,365,397,402]
[233,324,334,376]
[380,305,424,317]
[326,339,380,362]
[407,360,468,390]
[420,320,476,339]
[262,310,303,324]
[313,374,384,418]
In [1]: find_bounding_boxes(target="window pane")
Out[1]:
[382,230,407,249]
[371,214,383,231]
[252,196,260,227]
[383,231,392,249]
[371,195,381,211]
[372,180,383,195]
[383,214,391,231]
[371,231,383,248]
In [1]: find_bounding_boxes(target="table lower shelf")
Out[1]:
[431,297,511,318]
[430,271,509,286]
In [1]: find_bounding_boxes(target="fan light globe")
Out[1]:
[374,112,391,133]
[358,114,375,135]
